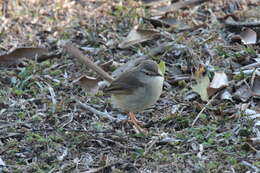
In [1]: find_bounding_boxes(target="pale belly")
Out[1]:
[111,76,163,112]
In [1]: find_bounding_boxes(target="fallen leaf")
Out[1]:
[208,71,229,96]
[234,84,252,102]
[210,72,228,89]
[151,0,209,16]
[73,76,100,95]
[191,65,210,101]
[231,27,257,45]
[158,60,166,75]
[118,25,160,49]
[240,27,257,45]
[0,47,49,66]
[192,75,210,101]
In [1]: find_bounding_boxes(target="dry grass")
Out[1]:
[0,0,259,172]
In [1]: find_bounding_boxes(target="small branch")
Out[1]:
[144,138,158,155]
[191,93,218,127]
[240,62,260,71]
[168,75,193,84]
[64,43,114,83]
[76,100,116,121]
[46,82,57,113]
[223,20,260,27]
[241,161,260,172]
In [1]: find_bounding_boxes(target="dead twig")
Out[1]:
[192,93,218,127]
[64,43,114,83]
[223,20,260,27]
[240,62,260,71]
[144,138,158,155]
[241,161,260,172]
[76,100,116,121]
[46,82,57,113]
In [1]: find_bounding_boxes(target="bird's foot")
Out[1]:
[128,112,148,134]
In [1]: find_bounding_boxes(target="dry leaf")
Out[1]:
[208,71,229,96]
[118,25,160,49]
[209,72,228,89]
[73,76,100,95]
[252,75,260,96]
[0,47,49,66]
[191,65,209,101]
[231,27,257,45]
[151,0,208,16]
[240,27,257,45]
[192,75,210,101]
[234,84,252,102]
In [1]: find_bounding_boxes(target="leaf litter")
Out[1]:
[0,47,49,66]
[0,0,260,172]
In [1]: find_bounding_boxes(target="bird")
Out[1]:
[103,60,164,133]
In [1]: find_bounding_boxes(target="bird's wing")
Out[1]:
[103,71,144,95]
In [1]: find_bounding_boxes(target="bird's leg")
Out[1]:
[128,112,144,126]
[128,112,147,134]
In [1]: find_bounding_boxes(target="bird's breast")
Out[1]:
[111,76,163,112]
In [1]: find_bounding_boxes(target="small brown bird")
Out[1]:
[104,60,164,133]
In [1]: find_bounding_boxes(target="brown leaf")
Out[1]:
[73,75,100,95]
[0,47,49,66]
[118,25,160,49]
[231,27,257,45]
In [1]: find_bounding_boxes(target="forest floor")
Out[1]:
[0,0,260,172]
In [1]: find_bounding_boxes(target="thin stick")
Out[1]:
[241,161,260,172]
[64,43,114,83]
[191,93,218,127]
[76,100,116,121]
[224,20,260,27]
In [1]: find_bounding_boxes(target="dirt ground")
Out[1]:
[0,0,260,172]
